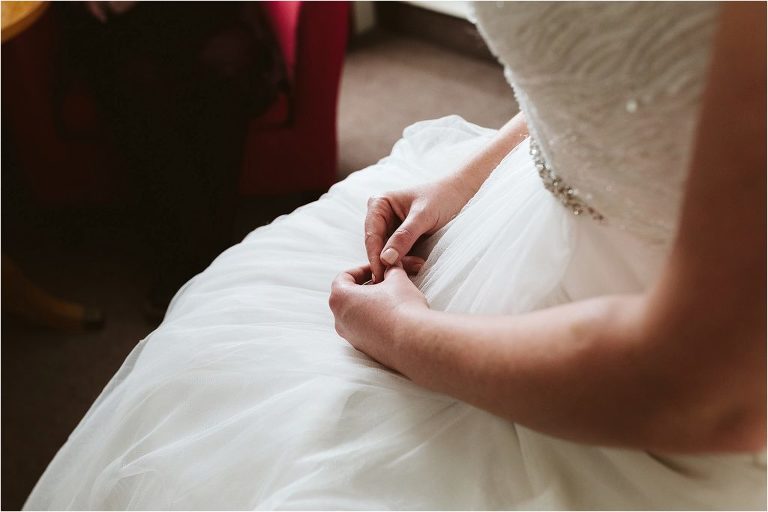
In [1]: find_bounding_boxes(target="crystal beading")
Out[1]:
[529,138,604,221]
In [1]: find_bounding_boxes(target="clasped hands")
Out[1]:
[329,177,473,364]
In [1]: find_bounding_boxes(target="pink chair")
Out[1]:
[241,1,350,195]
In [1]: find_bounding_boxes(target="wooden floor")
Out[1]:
[1,30,517,510]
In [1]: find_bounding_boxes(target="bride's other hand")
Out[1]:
[329,259,427,368]
[364,111,529,283]
[365,177,472,283]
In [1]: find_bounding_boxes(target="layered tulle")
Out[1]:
[25,117,765,510]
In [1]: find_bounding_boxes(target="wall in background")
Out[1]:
[352,2,376,35]
[405,1,471,19]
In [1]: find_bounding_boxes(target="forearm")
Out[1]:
[390,295,753,452]
[450,111,528,195]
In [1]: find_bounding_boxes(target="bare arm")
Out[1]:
[383,3,766,453]
[453,111,529,196]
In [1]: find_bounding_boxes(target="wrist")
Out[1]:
[445,171,480,205]
[390,303,435,376]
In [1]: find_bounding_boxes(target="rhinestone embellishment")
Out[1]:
[529,139,604,221]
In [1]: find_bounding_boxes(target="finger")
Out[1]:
[380,209,433,267]
[383,264,410,282]
[401,255,426,275]
[330,264,372,319]
[365,196,395,283]
[337,264,373,286]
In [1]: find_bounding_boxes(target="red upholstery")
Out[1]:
[2,2,349,204]
[240,1,349,195]
[263,2,300,82]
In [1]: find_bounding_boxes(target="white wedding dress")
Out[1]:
[25,3,766,510]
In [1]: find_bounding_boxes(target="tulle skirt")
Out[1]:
[24,116,765,510]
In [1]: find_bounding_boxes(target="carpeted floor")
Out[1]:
[1,30,517,510]
[338,31,517,176]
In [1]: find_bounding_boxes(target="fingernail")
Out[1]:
[381,248,399,265]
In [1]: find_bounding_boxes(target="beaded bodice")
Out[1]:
[472,2,719,244]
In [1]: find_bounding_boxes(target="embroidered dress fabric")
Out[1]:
[25,2,766,510]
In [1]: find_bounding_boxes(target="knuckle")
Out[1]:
[329,290,345,312]
[410,203,427,216]
[365,205,391,228]
[367,195,389,208]
[329,279,343,297]
[410,197,427,213]
[392,226,415,242]
[412,203,436,224]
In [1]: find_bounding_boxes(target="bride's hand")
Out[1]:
[365,176,473,283]
[329,259,427,368]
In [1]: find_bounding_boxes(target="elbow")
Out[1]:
[697,404,766,453]
[634,296,766,453]
[647,386,766,453]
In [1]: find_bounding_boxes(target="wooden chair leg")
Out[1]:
[2,254,104,332]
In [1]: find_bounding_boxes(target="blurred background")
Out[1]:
[1,1,517,508]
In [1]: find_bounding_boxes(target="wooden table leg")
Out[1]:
[2,254,105,332]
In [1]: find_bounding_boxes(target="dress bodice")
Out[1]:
[472,2,719,244]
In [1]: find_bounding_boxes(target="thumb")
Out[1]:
[380,210,432,267]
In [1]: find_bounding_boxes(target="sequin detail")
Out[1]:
[529,139,604,221]
[473,2,718,243]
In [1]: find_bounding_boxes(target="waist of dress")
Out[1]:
[529,138,604,221]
